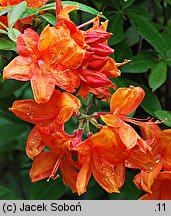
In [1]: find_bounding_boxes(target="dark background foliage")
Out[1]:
[0,0,171,199]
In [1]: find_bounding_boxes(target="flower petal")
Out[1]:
[100,113,123,127]
[60,157,78,193]
[134,162,162,193]
[79,69,113,88]
[9,90,60,124]
[3,56,33,81]
[56,92,81,124]
[139,171,171,200]
[76,151,92,195]
[156,129,171,171]
[26,126,45,159]
[31,70,56,103]
[118,122,138,149]
[92,151,119,193]
[110,86,145,115]
[17,28,39,57]
[30,151,59,182]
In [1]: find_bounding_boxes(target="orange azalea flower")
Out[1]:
[100,86,151,151]
[9,89,81,158]
[126,122,162,171]
[128,127,171,194]
[3,24,86,103]
[30,124,83,193]
[71,126,130,195]
[55,4,115,100]
[138,171,171,200]
[30,150,78,193]
[76,17,128,100]
[155,129,171,171]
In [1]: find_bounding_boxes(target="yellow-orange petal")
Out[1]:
[26,126,45,159]
[100,113,123,127]
[100,57,121,78]
[156,129,171,171]
[110,86,145,115]
[134,162,162,193]
[3,56,33,81]
[139,171,171,200]
[118,122,138,149]
[58,5,79,19]
[56,92,81,124]
[92,151,119,193]
[31,70,56,103]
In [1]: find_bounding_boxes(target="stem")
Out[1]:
[89,118,103,130]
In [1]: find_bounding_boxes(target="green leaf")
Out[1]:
[0,6,14,16]
[125,25,140,47]
[20,7,39,20]
[39,1,107,19]
[8,27,21,42]
[30,179,66,200]
[166,49,171,67]
[121,52,156,73]
[162,28,171,50]
[166,0,171,5]
[0,36,16,51]
[0,123,30,151]
[20,7,39,19]
[0,50,13,74]
[148,61,167,91]
[8,1,27,27]
[126,8,167,57]
[122,0,135,8]
[0,79,25,98]
[40,13,57,25]
[126,6,151,20]
[114,77,161,116]
[154,110,171,127]
[0,185,12,196]
[108,13,124,45]
[112,39,133,62]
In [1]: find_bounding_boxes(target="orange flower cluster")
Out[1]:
[2,0,171,199]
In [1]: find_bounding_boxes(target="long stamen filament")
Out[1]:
[47,152,65,182]
[77,13,102,29]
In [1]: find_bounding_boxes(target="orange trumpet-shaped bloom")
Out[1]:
[30,124,83,193]
[155,129,171,171]
[9,89,81,159]
[3,25,86,103]
[125,123,162,171]
[71,126,129,195]
[100,86,150,151]
[30,150,78,193]
[128,127,171,194]
[76,18,128,100]
[138,171,171,200]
